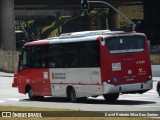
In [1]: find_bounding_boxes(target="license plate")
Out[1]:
[125,78,135,81]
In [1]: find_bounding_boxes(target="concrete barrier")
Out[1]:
[152,65,160,77]
[0,50,19,73]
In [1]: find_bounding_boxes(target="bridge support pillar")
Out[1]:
[0,0,15,50]
[108,6,120,30]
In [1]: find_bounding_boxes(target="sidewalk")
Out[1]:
[152,65,160,77]
[0,72,14,77]
[153,77,160,82]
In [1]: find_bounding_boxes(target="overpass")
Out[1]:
[14,0,142,10]
[1,0,160,49]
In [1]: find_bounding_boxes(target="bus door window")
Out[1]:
[19,47,31,71]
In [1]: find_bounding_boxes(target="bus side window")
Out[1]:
[62,41,100,68]
[48,44,64,68]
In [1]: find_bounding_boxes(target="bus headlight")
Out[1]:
[108,80,111,83]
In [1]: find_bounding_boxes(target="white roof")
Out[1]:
[59,30,111,39]
[48,30,111,44]
[47,30,145,44]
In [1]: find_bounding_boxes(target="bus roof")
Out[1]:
[59,30,111,39]
[24,30,145,47]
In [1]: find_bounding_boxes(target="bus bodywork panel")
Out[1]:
[49,68,102,98]
[16,68,51,96]
[100,34,152,94]
[103,80,152,94]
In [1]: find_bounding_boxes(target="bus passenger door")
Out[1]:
[37,69,51,96]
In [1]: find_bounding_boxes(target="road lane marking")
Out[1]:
[7,98,20,101]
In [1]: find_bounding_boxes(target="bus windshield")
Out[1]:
[105,35,144,54]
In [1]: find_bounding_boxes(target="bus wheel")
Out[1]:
[68,87,78,103]
[28,87,36,100]
[103,93,119,103]
[158,87,160,96]
[28,87,44,100]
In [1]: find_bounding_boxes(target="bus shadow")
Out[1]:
[19,97,69,103]
[85,98,156,105]
[19,97,156,106]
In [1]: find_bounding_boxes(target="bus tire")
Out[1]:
[103,93,119,103]
[28,87,44,100]
[158,87,160,96]
[28,87,36,100]
[67,87,78,103]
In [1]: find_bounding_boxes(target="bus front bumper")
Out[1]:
[103,79,153,94]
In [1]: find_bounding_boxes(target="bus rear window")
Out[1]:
[105,36,144,54]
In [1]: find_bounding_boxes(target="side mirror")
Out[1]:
[101,37,105,46]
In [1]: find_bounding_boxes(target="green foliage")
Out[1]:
[88,5,143,30]
[89,8,109,30]
[119,5,143,28]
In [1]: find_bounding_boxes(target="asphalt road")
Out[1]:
[0,73,160,113]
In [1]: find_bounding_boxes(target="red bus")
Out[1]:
[12,30,152,102]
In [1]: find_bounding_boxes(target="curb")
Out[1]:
[0,72,14,77]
